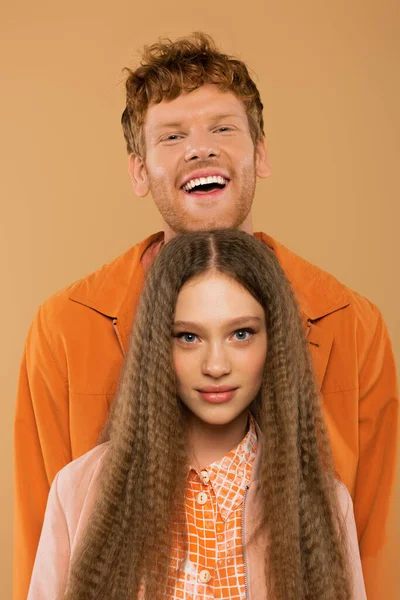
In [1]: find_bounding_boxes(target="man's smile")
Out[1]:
[180,168,230,196]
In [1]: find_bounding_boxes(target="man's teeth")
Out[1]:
[182,175,227,192]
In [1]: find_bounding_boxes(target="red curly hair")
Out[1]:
[121,32,265,157]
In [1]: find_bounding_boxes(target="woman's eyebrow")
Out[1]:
[173,316,262,330]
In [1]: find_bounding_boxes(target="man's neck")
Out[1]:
[187,410,249,470]
[162,213,254,245]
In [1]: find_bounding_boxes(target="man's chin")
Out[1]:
[176,224,234,235]
[174,215,250,234]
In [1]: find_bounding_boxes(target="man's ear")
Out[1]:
[128,153,150,197]
[255,137,271,178]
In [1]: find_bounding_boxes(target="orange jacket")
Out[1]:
[14,232,399,599]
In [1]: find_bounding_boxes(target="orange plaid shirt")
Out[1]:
[167,416,258,599]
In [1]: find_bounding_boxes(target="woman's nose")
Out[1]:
[201,344,231,378]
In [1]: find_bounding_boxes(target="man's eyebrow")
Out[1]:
[210,113,243,122]
[154,113,243,133]
[173,316,262,330]
[155,121,184,131]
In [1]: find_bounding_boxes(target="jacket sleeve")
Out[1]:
[337,483,367,599]
[354,307,399,599]
[27,471,71,600]
[14,304,72,600]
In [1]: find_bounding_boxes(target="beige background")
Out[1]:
[1,0,399,596]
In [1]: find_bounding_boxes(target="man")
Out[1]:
[14,32,398,599]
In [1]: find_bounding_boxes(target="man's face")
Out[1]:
[129,84,270,238]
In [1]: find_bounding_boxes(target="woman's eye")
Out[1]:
[215,126,232,133]
[233,328,253,341]
[177,332,198,343]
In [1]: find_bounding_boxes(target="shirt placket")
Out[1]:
[193,470,215,594]
[174,419,257,599]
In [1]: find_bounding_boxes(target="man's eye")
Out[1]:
[215,126,233,133]
[233,328,254,341]
[162,134,182,142]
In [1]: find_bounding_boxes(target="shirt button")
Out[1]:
[196,492,208,505]
[201,470,210,484]
[198,569,211,583]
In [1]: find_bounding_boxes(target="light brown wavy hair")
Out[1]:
[63,230,352,600]
[121,31,265,157]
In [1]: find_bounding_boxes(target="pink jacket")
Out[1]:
[28,443,367,600]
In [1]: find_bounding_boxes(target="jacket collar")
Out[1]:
[253,233,350,391]
[254,232,350,321]
[68,232,163,319]
[69,231,350,323]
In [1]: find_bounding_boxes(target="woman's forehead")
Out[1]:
[174,271,264,326]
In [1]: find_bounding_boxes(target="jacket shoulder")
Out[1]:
[54,443,109,519]
[257,232,381,328]
[39,241,145,319]
[29,233,162,338]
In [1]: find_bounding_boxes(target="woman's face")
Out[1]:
[172,271,267,426]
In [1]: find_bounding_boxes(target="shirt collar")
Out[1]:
[191,415,258,521]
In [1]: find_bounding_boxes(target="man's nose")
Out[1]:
[184,132,220,162]
[201,344,231,378]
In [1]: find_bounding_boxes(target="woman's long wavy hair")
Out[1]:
[63,230,351,600]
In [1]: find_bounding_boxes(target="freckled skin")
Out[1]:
[129,85,270,240]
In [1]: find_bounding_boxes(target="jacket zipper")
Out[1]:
[242,485,250,599]
[112,318,125,357]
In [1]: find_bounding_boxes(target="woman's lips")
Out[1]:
[197,388,238,403]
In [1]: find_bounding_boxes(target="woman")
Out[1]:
[28,230,366,600]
